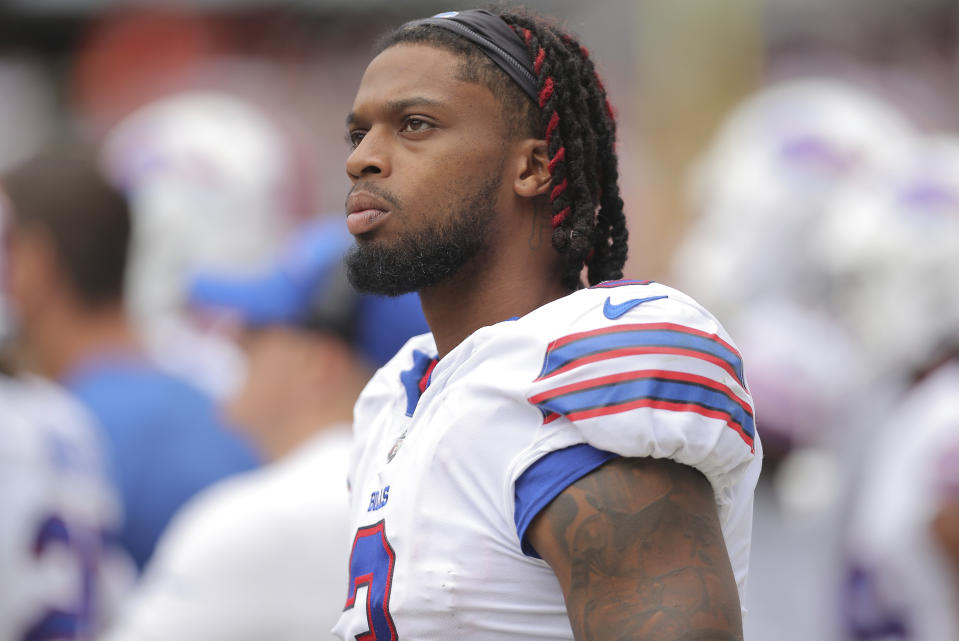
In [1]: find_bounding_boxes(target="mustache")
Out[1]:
[345,182,401,211]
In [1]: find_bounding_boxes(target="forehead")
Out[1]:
[352,43,484,111]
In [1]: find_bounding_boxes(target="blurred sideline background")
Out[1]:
[1,1,958,640]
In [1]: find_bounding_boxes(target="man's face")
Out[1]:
[344,44,513,295]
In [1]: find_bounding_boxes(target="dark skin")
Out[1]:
[529,458,743,641]
[347,43,744,641]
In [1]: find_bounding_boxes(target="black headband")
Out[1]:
[399,9,539,103]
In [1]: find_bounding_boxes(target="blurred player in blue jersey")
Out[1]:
[0,143,259,571]
[335,8,761,641]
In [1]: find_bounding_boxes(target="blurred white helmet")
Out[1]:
[674,78,915,322]
[101,90,314,322]
[813,134,959,377]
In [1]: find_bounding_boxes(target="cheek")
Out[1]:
[411,149,500,205]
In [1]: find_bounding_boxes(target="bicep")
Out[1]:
[526,456,743,641]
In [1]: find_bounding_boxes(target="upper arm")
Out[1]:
[526,456,743,641]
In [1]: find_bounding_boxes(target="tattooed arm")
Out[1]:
[526,457,743,641]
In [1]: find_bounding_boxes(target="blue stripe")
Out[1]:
[535,376,754,438]
[514,444,619,558]
[399,350,436,417]
[541,328,745,386]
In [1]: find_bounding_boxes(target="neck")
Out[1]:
[25,299,141,380]
[420,214,570,358]
[255,370,365,462]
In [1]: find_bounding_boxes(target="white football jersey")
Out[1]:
[843,361,959,641]
[333,281,762,641]
[0,374,130,641]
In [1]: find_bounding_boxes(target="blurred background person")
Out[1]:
[813,136,959,641]
[670,2,959,637]
[0,143,260,572]
[99,88,315,400]
[101,217,427,641]
[0,188,131,640]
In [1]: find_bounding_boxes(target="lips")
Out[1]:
[346,192,392,236]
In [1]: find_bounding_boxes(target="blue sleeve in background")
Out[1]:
[67,362,260,570]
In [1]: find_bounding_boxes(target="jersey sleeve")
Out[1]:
[515,284,758,552]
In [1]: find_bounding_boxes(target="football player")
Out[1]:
[0,190,132,641]
[335,8,761,641]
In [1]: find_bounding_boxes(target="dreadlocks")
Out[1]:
[377,7,628,291]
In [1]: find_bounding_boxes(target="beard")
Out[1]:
[345,173,499,296]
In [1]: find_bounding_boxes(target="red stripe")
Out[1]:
[545,112,560,145]
[550,178,568,202]
[528,368,752,417]
[522,28,532,45]
[538,77,555,107]
[418,358,438,393]
[546,322,742,359]
[533,47,545,75]
[551,207,570,228]
[565,398,754,450]
[548,146,566,174]
[536,344,742,387]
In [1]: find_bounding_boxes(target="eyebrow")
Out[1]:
[346,96,446,127]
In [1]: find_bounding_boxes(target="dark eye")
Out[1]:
[401,118,433,133]
[347,130,366,150]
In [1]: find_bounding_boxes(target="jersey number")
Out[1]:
[343,520,398,641]
[23,515,96,641]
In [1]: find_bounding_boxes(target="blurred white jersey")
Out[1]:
[0,375,129,641]
[334,281,761,641]
[843,361,959,641]
[101,427,352,641]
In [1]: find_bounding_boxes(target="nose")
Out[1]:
[346,128,390,182]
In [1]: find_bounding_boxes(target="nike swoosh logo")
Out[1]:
[603,295,668,319]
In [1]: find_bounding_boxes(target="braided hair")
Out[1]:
[376,7,628,291]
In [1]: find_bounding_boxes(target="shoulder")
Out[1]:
[1,375,110,475]
[66,360,218,424]
[521,279,738,354]
[156,428,352,556]
[517,280,757,489]
[506,280,746,395]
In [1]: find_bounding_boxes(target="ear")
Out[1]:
[511,139,551,198]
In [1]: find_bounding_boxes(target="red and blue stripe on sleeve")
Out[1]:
[528,323,755,451]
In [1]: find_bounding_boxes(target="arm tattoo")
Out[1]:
[528,457,743,641]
